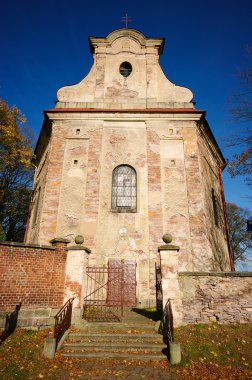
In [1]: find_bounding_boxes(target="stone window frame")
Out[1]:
[119,62,132,78]
[111,164,137,213]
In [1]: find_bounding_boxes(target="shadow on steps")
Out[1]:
[130,307,162,321]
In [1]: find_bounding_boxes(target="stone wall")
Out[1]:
[178,272,252,324]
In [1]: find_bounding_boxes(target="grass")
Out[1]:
[0,323,251,379]
[173,323,252,369]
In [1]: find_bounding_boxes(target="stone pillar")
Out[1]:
[49,238,70,308]
[64,235,91,315]
[158,234,183,327]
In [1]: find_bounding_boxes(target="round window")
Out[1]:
[119,62,132,77]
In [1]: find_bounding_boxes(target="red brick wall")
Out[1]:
[0,241,67,310]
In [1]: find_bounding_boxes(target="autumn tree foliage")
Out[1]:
[0,99,34,241]
[226,202,252,266]
[227,47,252,186]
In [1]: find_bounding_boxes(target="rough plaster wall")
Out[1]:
[178,274,252,324]
[104,40,145,99]
[95,123,151,306]
[56,138,89,241]
[160,131,192,271]
[94,54,106,99]
[182,126,213,271]
[28,144,50,244]
[197,136,231,271]
[146,125,163,303]
[33,125,68,244]
[57,33,193,105]
[64,250,88,309]
[82,123,103,255]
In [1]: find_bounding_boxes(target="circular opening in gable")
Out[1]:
[119,62,132,77]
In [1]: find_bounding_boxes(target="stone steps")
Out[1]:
[78,323,156,333]
[62,352,167,360]
[67,333,163,342]
[64,341,166,350]
[61,308,167,361]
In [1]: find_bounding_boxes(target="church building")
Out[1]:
[25,28,233,308]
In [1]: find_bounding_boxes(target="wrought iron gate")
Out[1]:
[83,259,136,322]
[155,263,163,313]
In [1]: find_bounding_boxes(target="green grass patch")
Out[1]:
[173,323,252,370]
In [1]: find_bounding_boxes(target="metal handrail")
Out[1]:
[161,299,174,344]
[54,297,74,347]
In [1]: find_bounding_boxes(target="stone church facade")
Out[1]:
[25,28,233,309]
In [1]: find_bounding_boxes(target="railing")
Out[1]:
[161,299,174,345]
[54,298,74,347]
[155,263,163,313]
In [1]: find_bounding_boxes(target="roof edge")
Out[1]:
[45,108,205,114]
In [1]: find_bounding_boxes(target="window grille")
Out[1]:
[211,188,219,227]
[112,165,136,211]
[33,186,41,226]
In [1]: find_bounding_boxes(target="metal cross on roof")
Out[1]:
[121,13,132,28]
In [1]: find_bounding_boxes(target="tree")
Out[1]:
[226,202,252,266]
[227,47,252,186]
[0,99,34,241]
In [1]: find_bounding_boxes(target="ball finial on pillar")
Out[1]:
[75,235,84,245]
[162,233,173,244]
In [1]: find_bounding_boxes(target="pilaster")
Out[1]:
[158,234,183,327]
[64,236,91,312]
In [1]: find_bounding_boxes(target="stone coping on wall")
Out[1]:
[49,238,71,244]
[179,271,252,277]
[0,241,55,250]
[158,244,180,252]
[66,245,91,253]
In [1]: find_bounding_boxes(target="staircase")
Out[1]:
[61,308,167,361]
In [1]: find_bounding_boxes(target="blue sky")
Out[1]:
[0,0,251,211]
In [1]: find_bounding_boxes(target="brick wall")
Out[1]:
[178,272,252,324]
[147,128,163,299]
[0,240,67,310]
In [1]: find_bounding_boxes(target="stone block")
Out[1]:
[19,309,35,318]
[154,320,161,332]
[209,316,217,323]
[34,308,51,318]
[240,319,249,324]
[43,337,56,359]
[169,342,181,365]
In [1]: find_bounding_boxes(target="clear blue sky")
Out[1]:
[0,0,251,210]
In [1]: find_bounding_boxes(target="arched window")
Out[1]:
[32,186,41,226]
[211,188,219,227]
[112,165,137,212]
